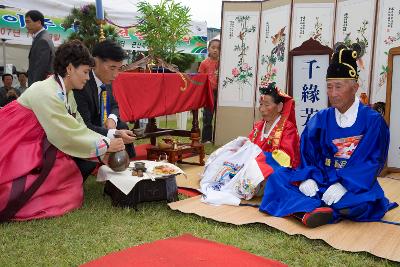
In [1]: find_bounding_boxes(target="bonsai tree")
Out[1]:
[62,4,118,52]
[135,0,191,64]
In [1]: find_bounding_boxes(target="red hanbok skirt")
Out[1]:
[0,101,83,221]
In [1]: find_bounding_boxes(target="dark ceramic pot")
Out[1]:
[134,161,146,171]
[108,150,130,172]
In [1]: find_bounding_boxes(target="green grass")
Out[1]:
[0,118,397,266]
[0,178,396,266]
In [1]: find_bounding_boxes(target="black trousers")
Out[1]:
[74,120,136,181]
[201,90,218,142]
[74,158,97,181]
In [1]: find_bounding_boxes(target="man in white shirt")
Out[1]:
[259,47,397,227]
[73,40,136,179]
[25,10,54,86]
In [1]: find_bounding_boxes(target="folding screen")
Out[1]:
[215,2,261,145]
[252,0,292,122]
[257,0,292,94]
[385,46,400,172]
[215,0,399,147]
[334,0,377,96]
[290,0,335,49]
[371,0,400,103]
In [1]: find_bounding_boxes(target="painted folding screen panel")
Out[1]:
[335,0,377,95]
[387,52,400,169]
[219,9,261,107]
[371,0,400,103]
[256,0,292,96]
[215,2,261,146]
[291,0,335,49]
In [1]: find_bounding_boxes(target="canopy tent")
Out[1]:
[2,0,141,28]
[0,0,207,71]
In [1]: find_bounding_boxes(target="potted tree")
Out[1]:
[125,0,192,72]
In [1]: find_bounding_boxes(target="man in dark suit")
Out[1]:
[73,40,136,179]
[25,10,55,86]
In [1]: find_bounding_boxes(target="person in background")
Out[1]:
[0,40,124,221]
[17,71,28,95]
[199,39,220,143]
[73,40,136,179]
[0,73,19,107]
[25,10,55,86]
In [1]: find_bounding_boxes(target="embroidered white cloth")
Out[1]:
[200,137,264,206]
[96,160,185,195]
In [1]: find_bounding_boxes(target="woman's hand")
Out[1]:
[107,138,125,152]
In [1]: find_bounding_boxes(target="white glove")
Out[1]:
[322,182,347,206]
[299,179,319,197]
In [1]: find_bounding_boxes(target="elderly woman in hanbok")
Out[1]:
[0,40,125,221]
[200,82,300,205]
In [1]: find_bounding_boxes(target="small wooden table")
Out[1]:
[146,143,205,166]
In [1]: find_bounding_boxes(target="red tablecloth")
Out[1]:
[112,73,213,121]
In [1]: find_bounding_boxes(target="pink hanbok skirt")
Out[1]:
[0,101,83,221]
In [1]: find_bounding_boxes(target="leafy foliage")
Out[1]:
[136,0,191,62]
[170,52,196,71]
[62,4,118,52]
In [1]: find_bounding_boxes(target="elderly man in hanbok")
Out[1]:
[259,48,398,227]
[200,83,300,205]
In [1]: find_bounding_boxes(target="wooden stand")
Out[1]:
[146,143,205,166]
[134,110,201,146]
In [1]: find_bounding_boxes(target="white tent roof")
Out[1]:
[1,0,144,71]
[3,0,141,27]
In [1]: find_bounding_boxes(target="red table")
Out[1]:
[112,73,213,122]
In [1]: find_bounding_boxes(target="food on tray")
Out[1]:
[153,165,177,175]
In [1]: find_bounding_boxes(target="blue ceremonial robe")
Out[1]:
[259,103,398,222]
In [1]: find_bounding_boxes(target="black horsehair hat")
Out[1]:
[326,47,359,80]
